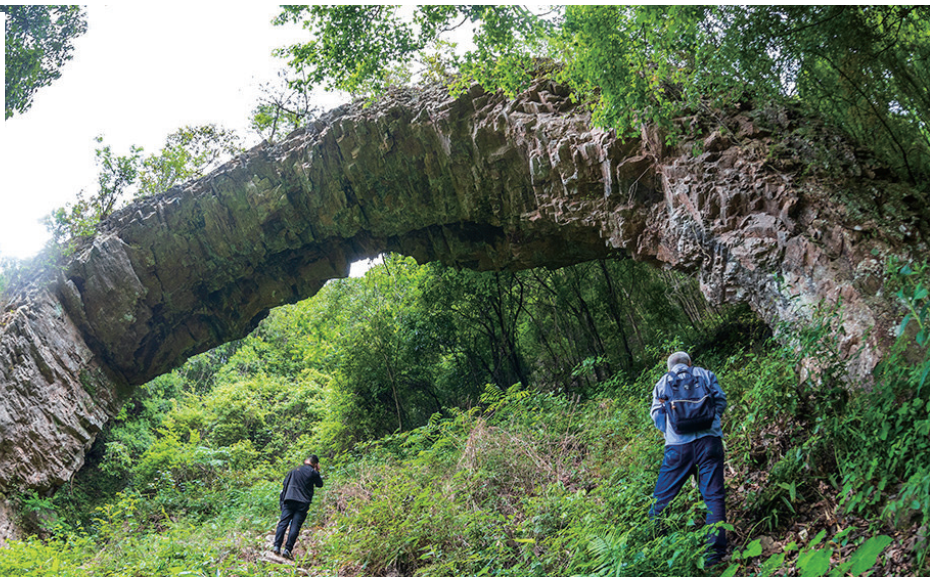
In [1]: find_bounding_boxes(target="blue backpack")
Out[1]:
[660,367,716,434]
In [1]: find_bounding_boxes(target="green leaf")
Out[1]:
[760,553,786,577]
[919,363,930,394]
[830,560,854,577]
[743,538,763,558]
[797,547,832,577]
[719,564,740,577]
[847,535,892,575]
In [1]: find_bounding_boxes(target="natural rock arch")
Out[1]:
[0,79,924,540]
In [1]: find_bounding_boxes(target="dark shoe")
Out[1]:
[273,546,280,555]
[282,550,293,560]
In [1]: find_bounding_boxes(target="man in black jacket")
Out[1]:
[273,455,324,559]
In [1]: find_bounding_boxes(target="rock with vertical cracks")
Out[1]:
[1,80,926,542]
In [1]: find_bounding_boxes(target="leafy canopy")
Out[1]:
[42,136,143,244]
[136,124,242,198]
[43,125,242,246]
[275,5,930,182]
[3,5,87,119]
[273,5,552,99]
[250,70,320,143]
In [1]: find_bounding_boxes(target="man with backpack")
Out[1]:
[273,455,324,560]
[649,351,728,565]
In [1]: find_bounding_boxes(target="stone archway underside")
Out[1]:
[0,80,925,532]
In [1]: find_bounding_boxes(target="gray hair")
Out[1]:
[667,351,691,371]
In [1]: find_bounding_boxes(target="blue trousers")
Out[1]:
[274,499,311,552]
[649,435,727,561]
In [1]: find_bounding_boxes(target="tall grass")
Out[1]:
[3,281,930,575]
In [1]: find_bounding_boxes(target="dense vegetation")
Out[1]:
[277,6,930,185]
[1,255,927,576]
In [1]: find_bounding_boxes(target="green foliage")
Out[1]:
[42,136,143,245]
[3,5,87,119]
[132,428,228,490]
[43,125,242,246]
[895,259,930,387]
[202,373,329,458]
[826,264,930,564]
[273,6,552,100]
[15,491,59,536]
[0,255,25,297]
[50,254,734,519]
[555,6,930,179]
[836,363,930,524]
[25,9,930,574]
[9,320,920,576]
[250,69,320,142]
[446,6,554,98]
[274,5,427,98]
[578,525,710,576]
[136,124,243,198]
[277,6,930,183]
[20,257,930,576]
[0,534,96,577]
[723,531,893,577]
[764,6,930,183]
[0,498,296,576]
[553,6,707,138]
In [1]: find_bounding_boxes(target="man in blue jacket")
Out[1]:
[273,455,324,559]
[650,351,728,565]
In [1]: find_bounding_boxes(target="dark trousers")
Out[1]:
[649,435,727,560]
[274,499,311,552]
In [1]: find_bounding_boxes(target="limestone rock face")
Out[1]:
[0,80,925,542]
[0,283,122,544]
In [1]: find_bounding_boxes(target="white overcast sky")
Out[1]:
[1,5,348,261]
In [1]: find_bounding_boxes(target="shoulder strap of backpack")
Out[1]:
[658,371,676,400]
[690,367,710,395]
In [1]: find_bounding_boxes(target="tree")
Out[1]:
[422,265,531,391]
[136,124,243,198]
[557,6,930,182]
[44,125,242,244]
[250,70,320,142]
[42,136,143,245]
[331,255,446,437]
[275,5,930,183]
[273,6,551,99]
[3,5,87,119]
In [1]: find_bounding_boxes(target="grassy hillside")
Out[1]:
[2,258,929,576]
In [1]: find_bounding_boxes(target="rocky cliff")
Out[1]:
[0,80,925,543]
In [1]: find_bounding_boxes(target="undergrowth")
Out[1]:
[2,265,930,576]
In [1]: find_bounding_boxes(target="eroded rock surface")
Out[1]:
[1,80,925,542]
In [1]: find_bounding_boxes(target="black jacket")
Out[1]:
[279,464,323,505]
